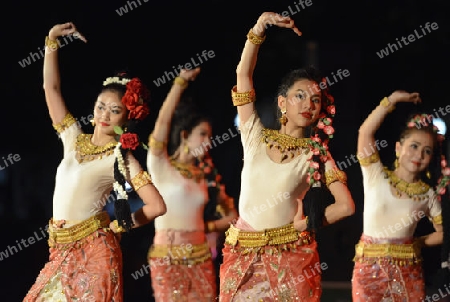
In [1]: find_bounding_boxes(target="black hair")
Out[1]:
[102,71,150,232]
[276,65,335,232]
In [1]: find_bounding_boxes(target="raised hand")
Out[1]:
[48,22,87,43]
[254,12,302,36]
[388,91,421,105]
[179,67,201,82]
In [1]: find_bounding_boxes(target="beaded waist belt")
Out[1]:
[354,241,422,265]
[148,242,211,265]
[225,223,313,248]
[48,212,110,247]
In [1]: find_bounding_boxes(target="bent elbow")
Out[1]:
[343,201,355,217]
[156,199,167,217]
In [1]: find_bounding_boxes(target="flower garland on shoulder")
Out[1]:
[407,113,450,198]
[306,78,336,186]
[102,74,150,231]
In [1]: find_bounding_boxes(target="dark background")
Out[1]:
[2,0,450,301]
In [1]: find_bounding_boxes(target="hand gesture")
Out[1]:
[388,90,421,105]
[49,22,87,43]
[254,12,302,36]
[179,67,201,82]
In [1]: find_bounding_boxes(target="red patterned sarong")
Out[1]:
[24,212,122,302]
[352,234,424,301]
[219,218,322,302]
[148,230,217,302]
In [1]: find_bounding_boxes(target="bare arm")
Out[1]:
[132,182,166,228]
[235,12,301,123]
[44,22,87,125]
[206,185,238,232]
[150,68,200,156]
[418,223,443,247]
[358,91,421,160]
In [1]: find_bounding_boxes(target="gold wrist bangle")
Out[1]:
[173,77,188,89]
[45,36,59,51]
[247,28,266,45]
[112,220,125,233]
[206,221,217,233]
[231,85,256,106]
[380,97,395,113]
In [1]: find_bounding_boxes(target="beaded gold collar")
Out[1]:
[261,128,311,162]
[75,134,118,163]
[383,167,430,201]
[170,157,204,183]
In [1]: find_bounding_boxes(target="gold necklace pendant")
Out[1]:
[261,128,311,162]
[75,134,118,163]
[383,167,430,201]
[170,158,204,183]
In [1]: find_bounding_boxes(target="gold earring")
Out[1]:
[426,170,431,179]
[183,144,189,154]
[394,154,399,169]
[279,109,287,126]
[90,119,95,126]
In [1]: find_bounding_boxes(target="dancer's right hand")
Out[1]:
[179,67,201,82]
[253,12,302,37]
[388,91,421,105]
[48,22,87,42]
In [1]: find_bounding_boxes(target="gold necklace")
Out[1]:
[383,167,430,201]
[170,157,204,183]
[261,128,311,162]
[75,134,118,163]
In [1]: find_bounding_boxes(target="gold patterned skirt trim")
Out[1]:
[353,241,422,265]
[224,223,313,253]
[148,242,211,265]
[48,212,111,247]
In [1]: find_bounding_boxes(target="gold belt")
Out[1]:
[48,212,110,247]
[148,242,211,265]
[354,241,421,265]
[225,223,312,248]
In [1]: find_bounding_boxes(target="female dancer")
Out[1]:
[24,22,166,302]
[352,91,450,301]
[219,12,355,301]
[147,67,238,301]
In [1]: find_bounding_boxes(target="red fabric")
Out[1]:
[351,235,424,301]
[24,229,122,302]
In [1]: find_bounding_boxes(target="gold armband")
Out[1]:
[325,167,348,187]
[432,215,442,225]
[380,97,395,113]
[205,221,217,233]
[131,170,152,191]
[45,36,59,51]
[148,134,166,151]
[231,85,256,106]
[357,152,380,167]
[247,28,266,45]
[173,77,188,89]
[52,113,76,133]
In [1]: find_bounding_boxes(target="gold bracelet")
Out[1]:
[247,28,266,45]
[112,220,125,233]
[148,134,166,150]
[231,85,256,106]
[205,221,217,233]
[173,77,188,89]
[324,167,348,187]
[380,97,395,113]
[45,36,59,51]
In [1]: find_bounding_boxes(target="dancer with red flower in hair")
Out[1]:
[219,12,355,301]
[147,67,238,301]
[24,22,166,302]
[352,91,450,301]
